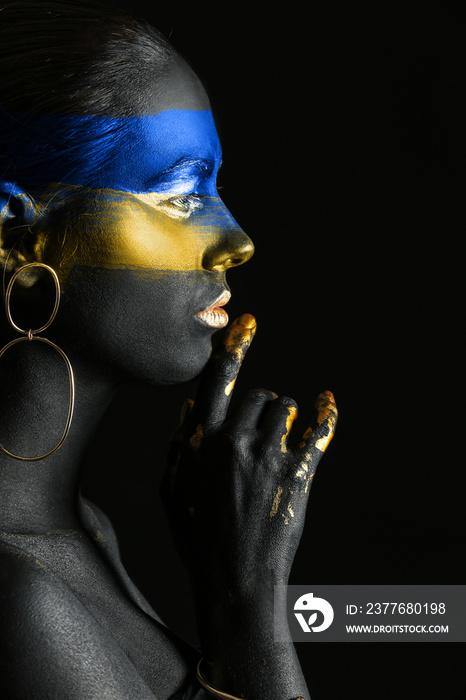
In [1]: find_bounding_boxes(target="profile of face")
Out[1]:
[16,58,254,385]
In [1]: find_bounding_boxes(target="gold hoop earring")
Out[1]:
[0,263,75,461]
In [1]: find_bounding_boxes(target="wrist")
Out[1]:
[192,578,306,700]
[198,596,292,669]
[191,562,289,608]
[197,658,305,700]
[192,568,290,645]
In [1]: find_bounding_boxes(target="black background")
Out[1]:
[81,2,464,698]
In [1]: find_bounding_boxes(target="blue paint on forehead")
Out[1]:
[112,109,222,193]
[2,109,221,194]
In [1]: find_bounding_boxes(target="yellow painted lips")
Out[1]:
[196,289,231,328]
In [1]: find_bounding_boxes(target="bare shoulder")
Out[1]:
[78,496,165,622]
[0,541,157,699]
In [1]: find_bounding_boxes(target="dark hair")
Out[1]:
[0,0,178,191]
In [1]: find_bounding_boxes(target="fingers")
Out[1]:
[228,388,277,432]
[260,396,299,453]
[191,314,257,434]
[297,390,338,462]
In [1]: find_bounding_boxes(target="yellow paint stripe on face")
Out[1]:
[29,184,232,280]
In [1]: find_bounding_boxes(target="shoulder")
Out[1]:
[0,541,156,699]
[78,497,164,622]
[0,540,53,616]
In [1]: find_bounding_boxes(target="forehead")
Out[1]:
[115,109,222,192]
[19,57,222,193]
[20,107,222,193]
[113,58,221,191]
[145,57,212,114]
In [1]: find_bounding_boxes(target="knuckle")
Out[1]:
[275,395,298,411]
[256,438,285,466]
[246,387,276,402]
[231,430,254,455]
[212,354,238,379]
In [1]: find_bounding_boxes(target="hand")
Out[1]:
[161,314,337,595]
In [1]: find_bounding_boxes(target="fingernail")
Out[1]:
[232,313,256,329]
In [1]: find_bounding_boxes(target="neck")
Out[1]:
[0,338,117,533]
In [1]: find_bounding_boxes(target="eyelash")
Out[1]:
[133,191,210,220]
[167,194,204,216]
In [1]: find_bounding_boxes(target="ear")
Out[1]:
[0,181,43,287]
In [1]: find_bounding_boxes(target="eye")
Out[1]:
[133,192,206,220]
[167,194,204,215]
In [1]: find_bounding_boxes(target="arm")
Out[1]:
[162,314,337,700]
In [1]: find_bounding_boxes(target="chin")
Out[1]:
[130,338,214,386]
[154,359,209,386]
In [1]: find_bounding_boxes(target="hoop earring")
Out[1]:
[0,263,75,461]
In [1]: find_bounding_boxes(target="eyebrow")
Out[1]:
[152,157,219,184]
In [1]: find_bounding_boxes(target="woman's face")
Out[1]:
[33,59,254,384]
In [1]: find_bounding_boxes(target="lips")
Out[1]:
[196,289,231,329]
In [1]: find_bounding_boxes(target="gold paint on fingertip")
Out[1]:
[280,405,298,453]
[270,485,283,518]
[232,313,256,329]
[315,392,338,427]
[222,321,256,362]
[314,391,338,453]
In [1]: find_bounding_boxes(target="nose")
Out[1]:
[203,230,254,272]
[202,208,254,272]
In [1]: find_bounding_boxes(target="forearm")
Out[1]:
[201,618,307,700]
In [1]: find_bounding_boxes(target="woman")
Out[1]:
[0,1,337,698]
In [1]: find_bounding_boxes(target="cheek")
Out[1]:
[58,267,219,384]
[41,192,212,283]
